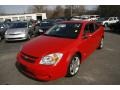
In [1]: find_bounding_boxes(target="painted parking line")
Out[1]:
[105,48,115,51]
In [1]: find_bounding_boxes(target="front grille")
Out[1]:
[16,62,35,77]
[21,52,38,63]
[7,37,23,39]
[8,34,20,35]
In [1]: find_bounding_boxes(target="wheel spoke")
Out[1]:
[100,39,103,48]
[70,56,80,75]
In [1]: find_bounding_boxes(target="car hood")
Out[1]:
[22,35,75,57]
[6,28,27,34]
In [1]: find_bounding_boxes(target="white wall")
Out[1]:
[0,13,47,22]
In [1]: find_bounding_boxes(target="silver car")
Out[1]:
[5,22,32,41]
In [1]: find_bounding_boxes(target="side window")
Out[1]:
[84,24,90,35]
[89,23,95,33]
[109,18,113,21]
[84,23,95,34]
[94,23,99,31]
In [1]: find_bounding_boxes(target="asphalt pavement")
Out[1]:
[0,31,120,85]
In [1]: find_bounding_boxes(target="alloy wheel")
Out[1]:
[69,56,80,75]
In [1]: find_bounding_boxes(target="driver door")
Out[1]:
[79,23,97,60]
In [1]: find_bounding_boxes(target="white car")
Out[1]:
[90,15,100,21]
[102,17,119,27]
[5,22,32,41]
[71,15,100,21]
[80,15,100,21]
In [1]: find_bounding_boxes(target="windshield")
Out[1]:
[44,23,82,39]
[40,21,54,27]
[10,22,27,29]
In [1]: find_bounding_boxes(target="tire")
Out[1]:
[98,38,104,49]
[0,36,2,41]
[66,54,80,77]
[27,34,31,40]
[104,23,108,28]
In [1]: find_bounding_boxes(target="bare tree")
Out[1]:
[64,5,72,17]
[72,5,85,15]
[96,5,120,17]
[28,5,47,13]
[27,5,87,19]
[51,5,64,18]
[45,9,54,19]
[64,5,86,17]
[0,6,5,15]
[27,5,55,18]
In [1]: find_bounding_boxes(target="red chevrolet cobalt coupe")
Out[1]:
[16,21,104,81]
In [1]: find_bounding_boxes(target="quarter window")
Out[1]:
[84,23,96,34]
[94,24,99,31]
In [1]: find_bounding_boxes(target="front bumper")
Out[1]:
[5,34,28,41]
[16,52,67,81]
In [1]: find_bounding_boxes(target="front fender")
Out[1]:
[64,48,82,69]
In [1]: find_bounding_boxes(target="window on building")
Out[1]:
[26,16,32,20]
[19,16,25,21]
[0,18,4,22]
[12,17,18,21]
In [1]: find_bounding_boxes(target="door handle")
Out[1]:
[88,34,92,37]
[82,35,88,39]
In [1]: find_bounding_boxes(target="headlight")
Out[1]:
[39,29,43,32]
[1,26,4,29]
[40,53,63,65]
[28,25,32,28]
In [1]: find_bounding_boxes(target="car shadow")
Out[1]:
[15,62,48,82]
[5,40,27,43]
[105,29,120,35]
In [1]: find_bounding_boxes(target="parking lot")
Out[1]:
[0,31,120,85]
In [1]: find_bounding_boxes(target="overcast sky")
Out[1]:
[0,5,97,14]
